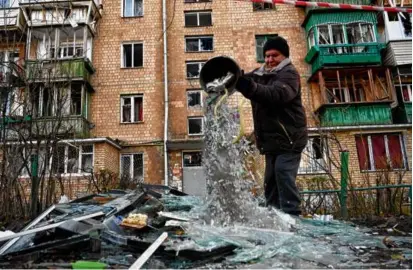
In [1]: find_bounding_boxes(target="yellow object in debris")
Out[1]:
[121,213,148,229]
[214,88,229,118]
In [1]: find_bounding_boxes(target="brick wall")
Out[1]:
[120,144,164,184]
[94,142,120,174]
[91,0,165,144]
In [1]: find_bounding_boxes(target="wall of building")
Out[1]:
[91,0,165,144]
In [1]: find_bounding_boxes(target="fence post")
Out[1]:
[340,150,349,219]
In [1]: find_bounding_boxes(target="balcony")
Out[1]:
[26,58,95,83]
[31,115,91,138]
[0,115,91,139]
[305,43,383,74]
[317,101,393,127]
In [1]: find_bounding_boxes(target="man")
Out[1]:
[235,36,308,216]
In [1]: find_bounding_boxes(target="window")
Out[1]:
[30,84,85,117]
[298,137,328,174]
[346,23,375,52]
[70,84,82,115]
[186,61,204,78]
[183,151,202,167]
[23,144,93,176]
[188,117,203,135]
[355,133,407,171]
[255,34,278,62]
[184,11,212,27]
[327,87,365,103]
[185,36,213,52]
[81,145,93,173]
[57,42,83,58]
[187,90,202,109]
[121,95,143,123]
[122,43,143,68]
[121,153,144,182]
[308,28,315,49]
[253,2,275,11]
[395,84,412,102]
[123,0,143,17]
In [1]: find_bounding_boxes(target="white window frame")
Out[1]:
[187,89,203,109]
[185,36,213,52]
[359,134,408,172]
[120,94,143,123]
[121,42,143,68]
[122,0,144,17]
[188,117,204,136]
[184,11,212,27]
[298,136,329,175]
[120,153,144,182]
[20,144,94,176]
[186,61,205,79]
[80,144,94,173]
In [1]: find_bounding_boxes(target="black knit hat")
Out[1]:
[263,36,290,58]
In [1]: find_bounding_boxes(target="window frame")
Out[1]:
[186,89,203,109]
[120,94,144,123]
[252,2,276,11]
[186,61,205,79]
[122,0,144,17]
[121,42,144,68]
[20,144,94,176]
[298,136,329,175]
[395,83,412,102]
[188,116,204,136]
[184,11,212,27]
[120,153,144,182]
[355,133,408,172]
[182,151,203,167]
[185,36,214,52]
[255,34,278,63]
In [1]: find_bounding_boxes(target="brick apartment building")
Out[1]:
[0,0,411,198]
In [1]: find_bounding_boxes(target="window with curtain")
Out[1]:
[355,133,407,171]
[121,95,143,123]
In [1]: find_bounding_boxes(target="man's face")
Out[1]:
[264,49,286,69]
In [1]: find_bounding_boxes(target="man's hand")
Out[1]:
[236,75,254,93]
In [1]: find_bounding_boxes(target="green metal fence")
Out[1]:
[300,151,412,219]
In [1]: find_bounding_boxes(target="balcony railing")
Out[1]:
[26,58,95,82]
[0,8,20,27]
[317,101,393,127]
[305,43,383,74]
[31,115,91,138]
[0,115,91,139]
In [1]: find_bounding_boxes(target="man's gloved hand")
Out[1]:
[236,75,254,94]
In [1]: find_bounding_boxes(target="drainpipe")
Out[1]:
[162,0,169,186]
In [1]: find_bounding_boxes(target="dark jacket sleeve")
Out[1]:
[239,69,300,106]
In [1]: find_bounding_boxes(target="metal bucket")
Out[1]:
[199,56,241,96]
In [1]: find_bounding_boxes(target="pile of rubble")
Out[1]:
[0,185,236,269]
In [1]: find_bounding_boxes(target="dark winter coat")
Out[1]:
[239,59,308,154]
